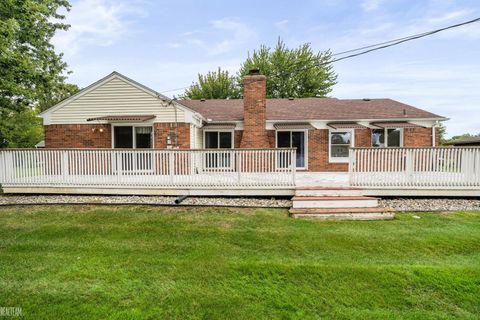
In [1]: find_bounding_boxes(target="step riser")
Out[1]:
[292,199,378,209]
[295,190,365,197]
[291,213,395,220]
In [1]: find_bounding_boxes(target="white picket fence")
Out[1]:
[349,147,480,188]
[0,148,296,188]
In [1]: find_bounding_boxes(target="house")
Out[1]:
[446,136,480,146]
[4,69,480,219]
[39,70,446,172]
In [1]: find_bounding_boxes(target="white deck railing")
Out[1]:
[0,148,296,188]
[349,147,480,188]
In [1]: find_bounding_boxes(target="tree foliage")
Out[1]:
[238,39,337,98]
[0,0,78,147]
[437,122,480,145]
[183,68,240,99]
[183,39,337,100]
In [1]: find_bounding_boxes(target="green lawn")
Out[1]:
[0,206,479,319]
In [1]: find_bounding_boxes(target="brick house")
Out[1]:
[39,70,446,172]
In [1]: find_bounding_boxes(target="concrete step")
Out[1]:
[291,196,379,209]
[295,186,365,197]
[289,207,396,220]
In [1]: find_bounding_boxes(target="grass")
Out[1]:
[0,206,479,319]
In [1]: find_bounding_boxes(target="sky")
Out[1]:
[52,0,480,138]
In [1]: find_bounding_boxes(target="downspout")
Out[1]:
[432,121,438,146]
[157,94,179,148]
[172,99,179,148]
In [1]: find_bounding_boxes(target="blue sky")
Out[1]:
[52,0,480,138]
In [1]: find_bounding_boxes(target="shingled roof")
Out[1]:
[178,98,444,122]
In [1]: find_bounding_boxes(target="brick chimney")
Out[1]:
[240,69,270,148]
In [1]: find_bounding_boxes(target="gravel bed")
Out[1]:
[2,195,479,212]
[380,198,480,212]
[0,194,291,208]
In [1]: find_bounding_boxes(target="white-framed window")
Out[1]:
[112,125,153,149]
[203,130,234,169]
[329,129,354,163]
[203,130,234,149]
[111,124,154,172]
[371,128,403,147]
[275,130,308,169]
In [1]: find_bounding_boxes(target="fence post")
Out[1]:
[236,151,241,184]
[61,150,69,179]
[116,151,123,183]
[405,149,413,185]
[348,148,354,186]
[169,151,174,183]
[291,149,296,186]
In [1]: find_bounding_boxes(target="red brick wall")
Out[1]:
[234,130,243,149]
[44,123,192,149]
[355,128,372,147]
[154,123,190,149]
[404,127,434,147]
[44,124,111,148]
[240,74,270,148]
[306,129,372,172]
[308,129,348,172]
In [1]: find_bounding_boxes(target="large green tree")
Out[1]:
[183,67,240,99]
[182,39,337,100]
[0,0,78,147]
[238,39,337,98]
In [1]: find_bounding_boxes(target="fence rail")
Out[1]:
[349,147,480,188]
[0,148,296,188]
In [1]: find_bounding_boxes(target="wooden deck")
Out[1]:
[1,148,480,197]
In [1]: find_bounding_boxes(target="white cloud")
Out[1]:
[275,19,289,31]
[396,9,479,40]
[167,42,181,48]
[426,9,472,24]
[361,0,384,12]
[52,0,146,57]
[179,17,257,56]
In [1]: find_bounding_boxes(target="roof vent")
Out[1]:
[200,98,206,102]
[363,98,371,101]
[403,108,407,116]
[288,97,294,100]
[248,68,261,75]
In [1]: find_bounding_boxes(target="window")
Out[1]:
[113,126,152,149]
[114,126,133,148]
[372,128,402,147]
[113,126,153,172]
[135,127,153,148]
[329,130,353,162]
[276,131,306,168]
[203,131,233,169]
[204,131,233,149]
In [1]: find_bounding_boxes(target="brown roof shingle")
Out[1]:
[179,98,444,122]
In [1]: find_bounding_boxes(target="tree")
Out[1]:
[444,132,480,145]
[437,122,448,145]
[0,0,77,147]
[437,122,480,145]
[183,67,240,99]
[0,108,43,148]
[238,39,337,98]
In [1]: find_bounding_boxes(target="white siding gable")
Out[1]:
[44,74,191,125]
